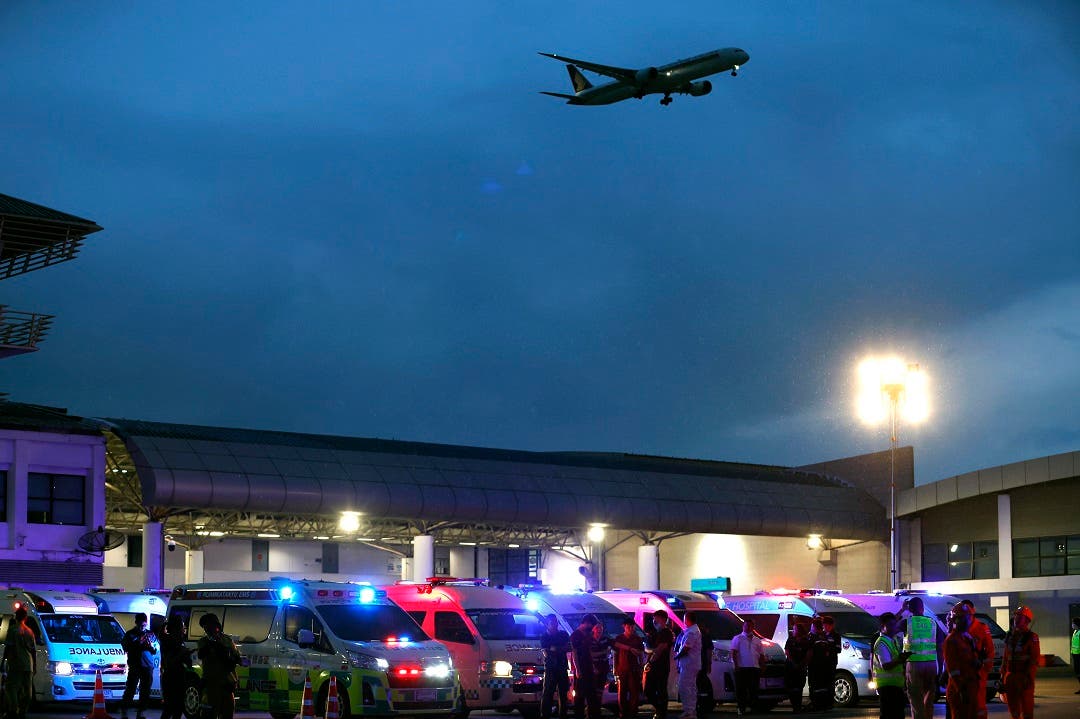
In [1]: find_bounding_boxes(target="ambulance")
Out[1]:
[722,591,879,707]
[596,589,789,712]
[0,589,128,704]
[840,590,1004,701]
[383,578,545,719]
[167,580,457,719]
[510,586,640,711]
[89,590,168,700]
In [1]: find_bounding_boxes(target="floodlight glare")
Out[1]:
[587,525,606,543]
[339,511,361,533]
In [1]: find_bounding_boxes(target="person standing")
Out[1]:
[613,618,645,719]
[644,610,675,719]
[121,612,157,719]
[541,614,572,719]
[1002,606,1039,719]
[160,615,193,719]
[819,617,842,711]
[731,618,764,716]
[197,613,242,719]
[901,597,941,719]
[1070,617,1080,695]
[591,621,613,714]
[784,621,812,713]
[957,600,993,718]
[943,610,981,719]
[3,606,36,719]
[673,612,702,719]
[571,615,601,719]
[872,613,909,719]
[807,617,836,712]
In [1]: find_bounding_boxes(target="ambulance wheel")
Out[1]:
[833,671,858,708]
[182,679,203,719]
[315,684,351,719]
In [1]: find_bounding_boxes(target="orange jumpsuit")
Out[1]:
[1002,630,1039,719]
[944,631,983,719]
[969,617,994,716]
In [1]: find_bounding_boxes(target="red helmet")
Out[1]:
[1015,606,1033,622]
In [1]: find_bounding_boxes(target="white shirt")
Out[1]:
[731,631,763,669]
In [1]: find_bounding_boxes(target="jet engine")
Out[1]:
[683,80,712,96]
[635,66,659,85]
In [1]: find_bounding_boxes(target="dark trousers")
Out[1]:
[785,664,807,711]
[734,668,760,712]
[204,682,236,719]
[878,686,906,719]
[808,664,834,710]
[122,665,153,717]
[4,670,33,719]
[644,667,670,719]
[542,670,570,719]
[161,670,187,719]
[574,674,601,719]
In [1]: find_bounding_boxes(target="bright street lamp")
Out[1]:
[856,357,929,590]
[339,511,362,533]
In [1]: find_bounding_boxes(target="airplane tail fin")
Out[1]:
[566,64,593,93]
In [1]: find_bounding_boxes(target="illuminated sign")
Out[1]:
[689,577,731,593]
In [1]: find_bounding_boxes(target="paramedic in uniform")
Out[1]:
[3,606,36,719]
[198,613,243,719]
[1002,606,1039,719]
[902,597,941,719]
[871,613,909,719]
[958,600,994,718]
[121,612,157,719]
[673,611,702,719]
[943,610,981,719]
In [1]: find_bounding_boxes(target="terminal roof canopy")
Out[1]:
[0,192,103,279]
[106,418,887,540]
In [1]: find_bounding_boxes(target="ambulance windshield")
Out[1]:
[825,611,878,639]
[316,603,430,642]
[466,609,544,640]
[40,614,126,644]
[689,609,744,641]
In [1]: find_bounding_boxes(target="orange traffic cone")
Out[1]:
[84,670,114,719]
[325,676,340,719]
[301,676,315,719]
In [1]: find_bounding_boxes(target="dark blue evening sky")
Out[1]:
[2,1,1077,484]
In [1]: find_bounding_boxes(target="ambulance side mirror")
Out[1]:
[297,629,315,648]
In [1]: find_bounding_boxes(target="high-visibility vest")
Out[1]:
[905,616,936,662]
[872,634,905,688]
[1072,629,1080,656]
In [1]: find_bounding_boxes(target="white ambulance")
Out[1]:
[89,590,168,700]
[383,578,545,719]
[840,590,1005,701]
[597,589,789,712]
[722,591,879,707]
[0,589,128,704]
[510,586,640,711]
[167,580,457,719]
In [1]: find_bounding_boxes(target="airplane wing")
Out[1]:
[538,52,636,82]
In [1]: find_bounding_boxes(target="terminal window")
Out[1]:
[27,472,85,525]
[1013,535,1080,577]
[922,541,998,581]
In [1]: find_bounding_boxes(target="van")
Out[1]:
[0,589,128,704]
[722,592,879,707]
[840,590,1004,701]
[383,579,545,718]
[510,586,642,711]
[597,589,789,712]
[167,579,457,719]
[88,590,168,700]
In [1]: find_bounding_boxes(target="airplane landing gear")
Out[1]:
[731,64,740,76]
[660,95,672,106]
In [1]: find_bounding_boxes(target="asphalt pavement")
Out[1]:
[24,668,1080,719]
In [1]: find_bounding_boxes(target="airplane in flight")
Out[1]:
[539,47,749,106]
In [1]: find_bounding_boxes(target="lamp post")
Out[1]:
[857,357,928,590]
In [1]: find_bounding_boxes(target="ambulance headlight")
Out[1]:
[492,660,513,677]
[49,661,74,676]
[425,663,451,679]
[346,650,389,671]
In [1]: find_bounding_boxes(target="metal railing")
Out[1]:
[0,306,54,350]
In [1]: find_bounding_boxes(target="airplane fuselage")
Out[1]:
[568,47,748,105]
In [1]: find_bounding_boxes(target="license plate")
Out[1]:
[761,678,783,689]
[416,689,437,702]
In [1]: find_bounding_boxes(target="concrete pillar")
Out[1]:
[185,550,204,584]
[449,547,474,578]
[476,548,489,580]
[412,535,435,583]
[638,544,659,590]
[402,557,413,581]
[142,521,164,589]
[998,494,1013,579]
